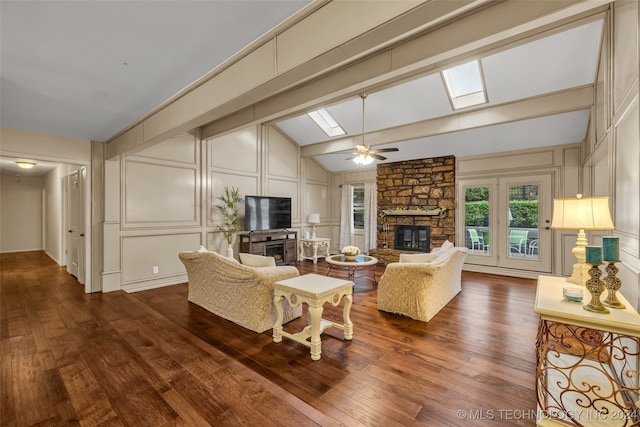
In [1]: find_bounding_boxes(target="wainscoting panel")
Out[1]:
[210,126,259,173]
[121,233,200,284]
[614,100,639,258]
[612,0,638,114]
[304,157,329,183]
[304,183,329,221]
[457,149,555,174]
[268,127,298,179]
[124,160,199,226]
[134,133,197,164]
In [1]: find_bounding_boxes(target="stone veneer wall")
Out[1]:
[373,155,455,262]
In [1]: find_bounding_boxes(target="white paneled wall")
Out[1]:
[103,133,204,292]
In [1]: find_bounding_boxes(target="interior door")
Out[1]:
[66,170,80,279]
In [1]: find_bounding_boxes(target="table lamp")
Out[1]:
[551,194,614,285]
[308,213,320,238]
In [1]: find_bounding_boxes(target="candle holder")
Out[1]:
[583,264,609,314]
[603,261,625,309]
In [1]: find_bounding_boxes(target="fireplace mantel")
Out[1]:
[382,208,447,218]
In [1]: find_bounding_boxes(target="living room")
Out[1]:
[1,1,639,424]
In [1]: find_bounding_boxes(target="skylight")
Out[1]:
[441,60,487,110]
[308,108,346,137]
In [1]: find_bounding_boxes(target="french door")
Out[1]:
[459,174,552,274]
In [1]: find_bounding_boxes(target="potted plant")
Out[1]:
[215,186,243,257]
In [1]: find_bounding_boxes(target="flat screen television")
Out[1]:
[244,195,292,232]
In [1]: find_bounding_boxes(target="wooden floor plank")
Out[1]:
[1,251,540,426]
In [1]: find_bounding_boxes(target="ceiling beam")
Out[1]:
[300,85,595,157]
[200,0,608,141]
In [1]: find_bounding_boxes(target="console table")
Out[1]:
[535,275,640,426]
[298,237,330,263]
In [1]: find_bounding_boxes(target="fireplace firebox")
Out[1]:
[394,225,430,252]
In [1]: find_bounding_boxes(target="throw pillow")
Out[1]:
[441,240,454,251]
[197,245,210,253]
[399,253,437,263]
[239,253,277,267]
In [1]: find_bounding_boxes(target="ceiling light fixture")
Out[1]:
[353,93,374,166]
[16,161,36,169]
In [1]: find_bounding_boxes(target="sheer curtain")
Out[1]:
[339,184,353,250]
[363,182,377,253]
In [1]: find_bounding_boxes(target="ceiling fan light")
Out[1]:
[16,161,36,169]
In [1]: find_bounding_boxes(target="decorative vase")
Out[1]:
[344,255,357,261]
[226,246,234,259]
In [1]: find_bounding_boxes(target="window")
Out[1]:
[441,60,487,110]
[352,185,364,230]
[308,108,346,137]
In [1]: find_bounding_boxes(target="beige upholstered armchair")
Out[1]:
[377,247,469,322]
[179,250,302,333]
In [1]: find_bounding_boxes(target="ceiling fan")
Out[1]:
[347,144,399,163]
[347,93,399,165]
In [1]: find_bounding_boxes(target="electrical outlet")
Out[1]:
[152,266,159,274]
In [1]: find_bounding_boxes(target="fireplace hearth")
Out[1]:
[394,225,430,252]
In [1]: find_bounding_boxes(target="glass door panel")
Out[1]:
[499,175,552,273]
[465,186,491,255]
[459,179,497,267]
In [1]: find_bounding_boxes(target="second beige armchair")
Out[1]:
[377,247,468,322]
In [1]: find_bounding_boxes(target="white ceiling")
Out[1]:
[1,1,604,175]
[276,19,603,171]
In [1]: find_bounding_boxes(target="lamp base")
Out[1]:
[566,262,590,286]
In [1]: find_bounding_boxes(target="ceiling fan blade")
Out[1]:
[372,147,399,153]
[371,153,387,160]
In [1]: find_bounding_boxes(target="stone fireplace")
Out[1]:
[373,155,455,262]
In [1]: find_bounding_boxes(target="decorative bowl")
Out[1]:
[563,287,583,303]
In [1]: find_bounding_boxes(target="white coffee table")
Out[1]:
[272,273,353,361]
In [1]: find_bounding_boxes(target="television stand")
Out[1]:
[238,230,297,265]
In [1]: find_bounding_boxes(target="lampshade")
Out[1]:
[308,213,320,224]
[551,194,614,286]
[551,196,614,230]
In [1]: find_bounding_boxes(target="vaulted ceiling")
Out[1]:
[1,1,604,175]
[275,18,603,171]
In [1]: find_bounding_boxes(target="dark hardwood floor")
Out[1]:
[1,251,540,426]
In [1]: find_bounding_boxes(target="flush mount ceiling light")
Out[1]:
[16,161,36,169]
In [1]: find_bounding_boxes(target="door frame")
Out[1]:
[2,151,92,293]
[458,171,555,277]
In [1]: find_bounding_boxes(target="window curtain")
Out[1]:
[363,182,377,253]
[339,184,353,250]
